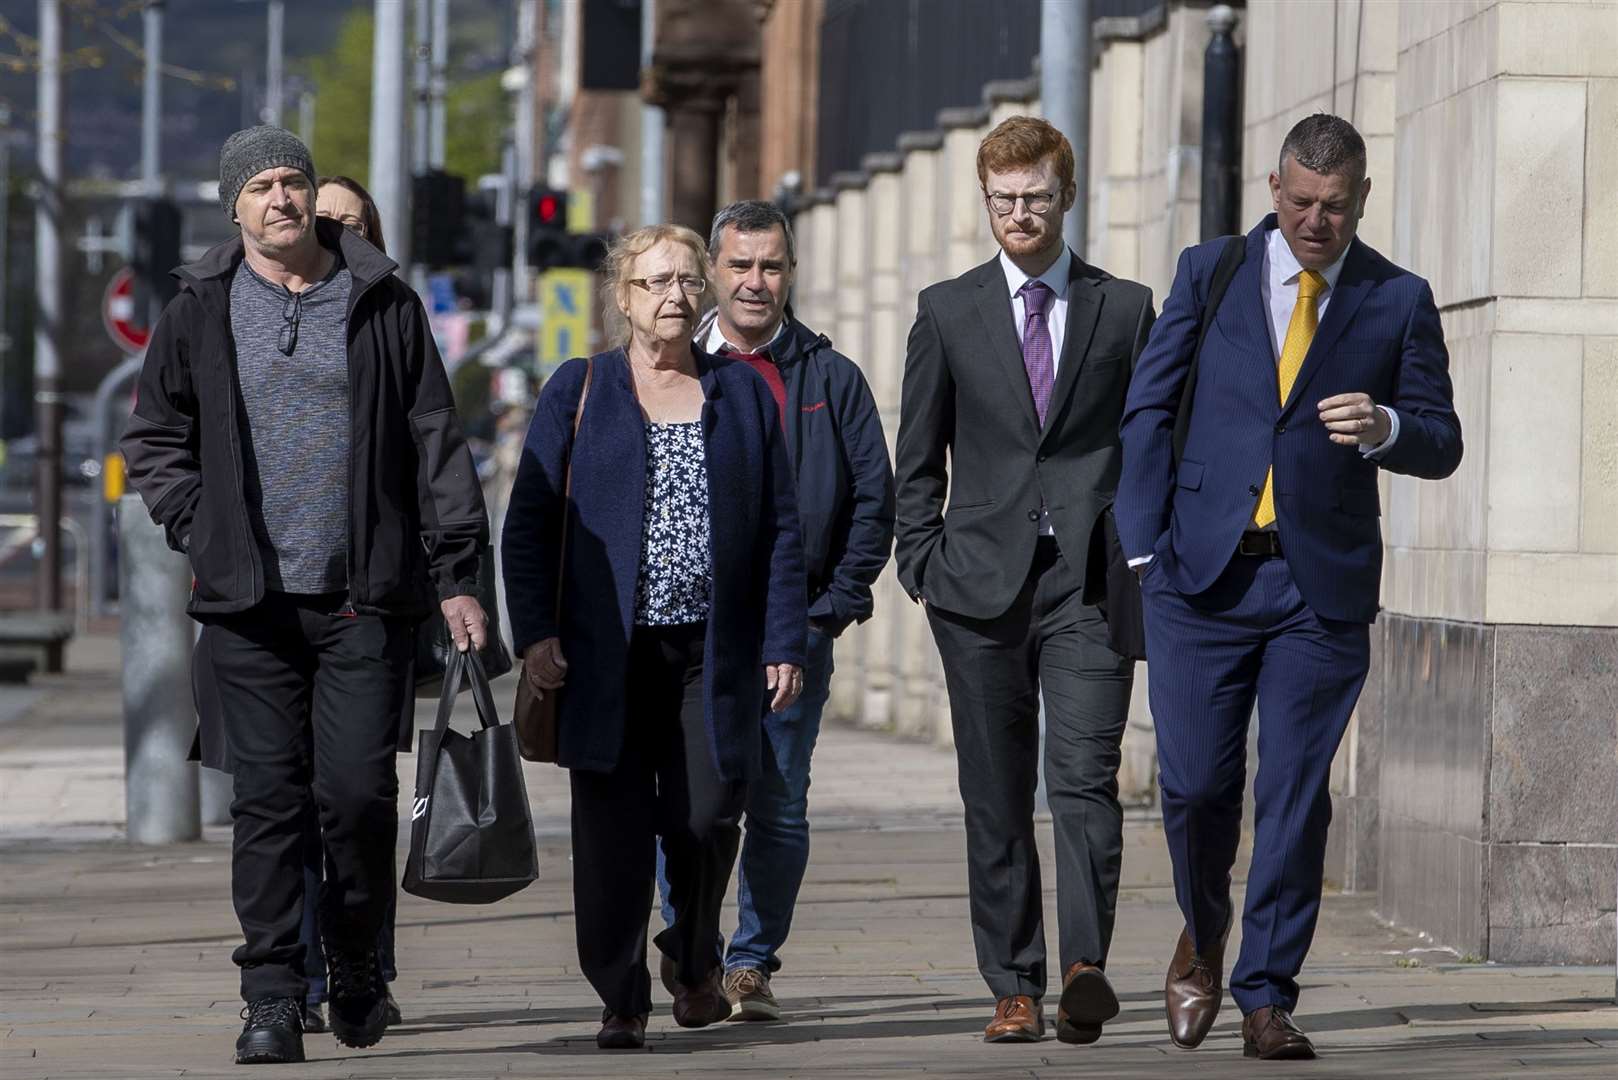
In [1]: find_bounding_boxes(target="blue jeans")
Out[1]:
[300,801,398,1005]
[657,625,835,974]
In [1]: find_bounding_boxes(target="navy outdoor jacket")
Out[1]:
[501,347,807,782]
[699,314,895,637]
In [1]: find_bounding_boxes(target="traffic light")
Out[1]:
[567,232,610,273]
[452,188,512,309]
[525,186,611,272]
[412,169,467,269]
[526,186,569,268]
[131,198,181,329]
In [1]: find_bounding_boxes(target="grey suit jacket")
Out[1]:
[894,250,1156,621]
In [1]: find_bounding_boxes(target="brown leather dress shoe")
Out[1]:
[1241,1006,1316,1060]
[983,995,1044,1043]
[1165,921,1232,1049]
[672,968,732,1029]
[1055,963,1119,1044]
[596,1011,647,1050]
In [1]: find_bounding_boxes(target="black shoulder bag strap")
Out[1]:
[1171,234,1248,463]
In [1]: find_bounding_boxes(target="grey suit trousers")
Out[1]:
[926,534,1134,1001]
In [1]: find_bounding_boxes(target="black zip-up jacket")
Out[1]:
[120,218,485,617]
[701,311,895,636]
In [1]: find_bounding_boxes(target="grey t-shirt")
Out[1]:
[228,257,353,594]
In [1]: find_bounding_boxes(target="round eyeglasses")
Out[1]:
[986,192,1057,216]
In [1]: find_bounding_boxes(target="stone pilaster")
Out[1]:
[826,170,872,726]
[937,106,991,278]
[854,152,906,733]
[894,130,948,745]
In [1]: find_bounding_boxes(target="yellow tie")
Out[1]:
[1253,269,1325,528]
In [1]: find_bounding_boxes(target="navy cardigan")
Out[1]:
[501,347,807,781]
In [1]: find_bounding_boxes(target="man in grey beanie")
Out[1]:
[217,124,318,220]
[122,126,491,1064]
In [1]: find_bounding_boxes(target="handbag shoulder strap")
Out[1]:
[554,357,593,622]
[1172,234,1246,463]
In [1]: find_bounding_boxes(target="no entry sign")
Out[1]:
[102,267,149,354]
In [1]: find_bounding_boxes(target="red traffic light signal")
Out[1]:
[531,187,568,229]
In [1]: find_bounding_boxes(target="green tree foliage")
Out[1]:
[300,6,504,187]
[444,71,504,183]
[303,10,374,184]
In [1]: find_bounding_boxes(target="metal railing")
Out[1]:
[0,513,91,631]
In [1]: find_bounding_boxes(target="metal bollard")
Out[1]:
[119,494,200,844]
[201,765,233,826]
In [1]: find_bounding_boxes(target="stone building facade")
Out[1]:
[756,0,1618,966]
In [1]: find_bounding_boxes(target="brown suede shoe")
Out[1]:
[983,995,1044,1043]
[672,968,731,1029]
[1165,920,1232,1049]
[596,1011,647,1050]
[1241,1006,1316,1060]
[1055,962,1120,1044]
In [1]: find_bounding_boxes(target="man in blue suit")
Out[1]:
[1116,115,1461,1061]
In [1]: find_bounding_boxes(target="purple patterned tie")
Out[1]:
[1018,279,1055,427]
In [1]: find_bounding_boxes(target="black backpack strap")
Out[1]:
[1171,234,1247,463]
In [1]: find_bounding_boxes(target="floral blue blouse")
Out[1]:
[633,420,712,625]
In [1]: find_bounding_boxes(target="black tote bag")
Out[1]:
[402,647,539,904]
[414,547,514,698]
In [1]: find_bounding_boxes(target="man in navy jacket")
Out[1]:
[1116,115,1461,1060]
[655,200,895,1020]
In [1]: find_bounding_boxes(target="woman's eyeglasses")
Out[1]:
[629,274,706,296]
[322,213,367,237]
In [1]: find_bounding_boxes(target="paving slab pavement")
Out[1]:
[2,635,1613,1078]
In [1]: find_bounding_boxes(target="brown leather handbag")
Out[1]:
[513,358,592,763]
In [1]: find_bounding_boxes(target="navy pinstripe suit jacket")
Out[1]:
[1115,214,1462,624]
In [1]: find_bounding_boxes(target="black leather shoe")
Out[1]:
[382,991,402,1027]
[327,949,388,1048]
[597,1010,648,1050]
[235,997,304,1064]
[660,951,678,997]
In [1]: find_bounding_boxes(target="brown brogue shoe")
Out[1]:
[1241,1006,1316,1060]
[1165,920,1232,1049]
[596,1011,647,1050]
[672,968,731,1029]
[1055,963,1119,1044]
[983,995,1044,1043]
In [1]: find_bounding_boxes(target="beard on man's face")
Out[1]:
[995,215,1058,258]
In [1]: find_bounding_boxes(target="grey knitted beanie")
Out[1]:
[218,125,316,219]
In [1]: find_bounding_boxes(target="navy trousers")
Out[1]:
[1140,551,1369,1015]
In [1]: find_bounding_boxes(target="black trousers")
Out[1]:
[569,622,746,1019]
[201,591,411,1003]
[926,536,1134,1001]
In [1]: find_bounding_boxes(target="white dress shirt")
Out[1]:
[1000,245,1071,372]
[703,317,787,356]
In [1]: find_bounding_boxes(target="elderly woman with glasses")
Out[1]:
[501,223,806,1050]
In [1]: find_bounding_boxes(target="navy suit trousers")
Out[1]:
[1141,552,1368,1014]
